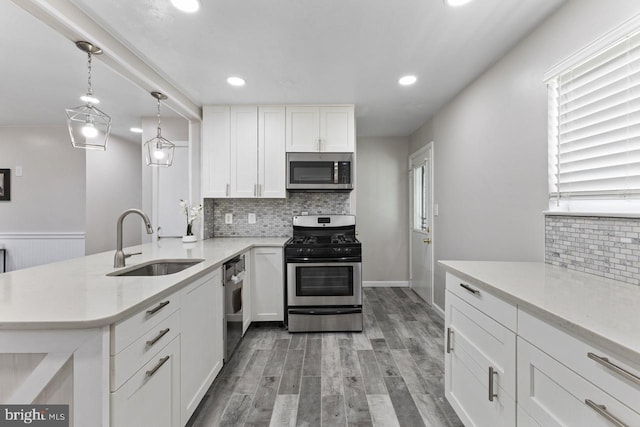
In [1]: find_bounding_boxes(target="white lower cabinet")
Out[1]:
[111,268,225,427]
[444,286,516,427]
[111,335,181,427]
[444,270,640,427]
[517,337,640,426]
[180,269,224,424]
[251,247,284,322]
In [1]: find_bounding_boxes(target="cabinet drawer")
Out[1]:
[446,272,516,331]
[519,309,640,412]
[110,335,181,427]
[518,337,640,426]
[111,291,180,355]
[111,310,181,391]
[446,291,517,400]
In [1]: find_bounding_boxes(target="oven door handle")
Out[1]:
[286,256,362,263]
[288,307,362,315]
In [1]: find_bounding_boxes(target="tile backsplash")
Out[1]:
[545,215,640,286]
[203,193,351,238]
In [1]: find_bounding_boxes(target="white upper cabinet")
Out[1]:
[202,105,286,199]
[202,106,231,198]
[286,105,354,152]
[258,107,286,198]
[230,106,259,198]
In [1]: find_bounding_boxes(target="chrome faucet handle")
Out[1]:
[125,252,142,258]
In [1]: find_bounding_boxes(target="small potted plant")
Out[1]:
[180,199,203,242]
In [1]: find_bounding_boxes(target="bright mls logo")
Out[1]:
[0,405,68,427]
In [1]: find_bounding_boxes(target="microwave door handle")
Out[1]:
[334,162,339,184]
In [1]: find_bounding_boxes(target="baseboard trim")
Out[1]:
[432,303,445,319]
[363,281,409,288]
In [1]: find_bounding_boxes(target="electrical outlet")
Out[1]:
[225,213,233,224]
[248,213,256,224]
[15,166,23,177]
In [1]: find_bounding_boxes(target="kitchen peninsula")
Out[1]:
[0,237,286,427]
[440,261,640,426]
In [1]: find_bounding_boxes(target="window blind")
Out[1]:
[548,31,640,200]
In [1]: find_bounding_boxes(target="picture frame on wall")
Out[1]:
[0,169,10,201]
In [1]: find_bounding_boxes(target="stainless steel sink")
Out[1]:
[108,259,205,277]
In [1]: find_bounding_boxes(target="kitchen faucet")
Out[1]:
[114,209,154,268]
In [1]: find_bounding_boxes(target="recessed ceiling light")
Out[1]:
[227,76,246,87]
[171,0,200,13]
[445,0,473,6]
[130,127,143,133]
[399,75,417,86]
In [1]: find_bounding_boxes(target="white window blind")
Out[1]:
[547,30,640,201]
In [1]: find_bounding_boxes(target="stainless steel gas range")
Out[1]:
[284,215,363,333]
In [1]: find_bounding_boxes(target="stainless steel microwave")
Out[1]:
[286,152,353,191]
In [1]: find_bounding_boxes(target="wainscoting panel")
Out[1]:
[0,233,85,272]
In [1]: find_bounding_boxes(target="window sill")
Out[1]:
[543,211,640,219]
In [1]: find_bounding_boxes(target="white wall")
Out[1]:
[85,134,142,254]
[356,137,409,283]
[409,0,640,310]
[0,126,85,232]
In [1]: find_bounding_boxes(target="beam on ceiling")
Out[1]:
[11,0,201,121]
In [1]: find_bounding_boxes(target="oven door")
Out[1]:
[287,260,362,306]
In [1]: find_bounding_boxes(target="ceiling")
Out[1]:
[3,0,565,142]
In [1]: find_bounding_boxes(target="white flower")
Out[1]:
[179,199,203,225]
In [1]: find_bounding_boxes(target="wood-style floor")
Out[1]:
[187,287,463,427]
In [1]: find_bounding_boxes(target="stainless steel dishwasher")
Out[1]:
[223,255,245,362]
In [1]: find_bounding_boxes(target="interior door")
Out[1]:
[409,144,433,304]
[154,142,190,238]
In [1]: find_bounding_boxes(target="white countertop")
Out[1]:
[0,237,287,330]
[439,261,640,362]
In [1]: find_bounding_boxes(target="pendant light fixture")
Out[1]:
[144,92,175,167]
[65,41,111,150]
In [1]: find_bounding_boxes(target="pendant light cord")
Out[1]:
[87,52,93,98]
[156,98,162,138]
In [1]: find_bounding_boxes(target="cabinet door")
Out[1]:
[517,337,640,427]
[286,106,320,152]
[111,336,181,427]
[181,269,224,424]
[251,247,284,322]
[202,106,230,198]
[320,106,355,152]
[230,106,259,197]
[258,106,286,198]
[444,291,516,427]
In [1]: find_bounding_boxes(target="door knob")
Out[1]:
[423,238,431,244]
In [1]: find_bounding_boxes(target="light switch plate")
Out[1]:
[225,213,233,224]
[248,213,256,224]
[434,204,439,216]
[15,166,23,177]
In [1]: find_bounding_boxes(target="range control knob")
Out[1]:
[305,248,314,254]
[333,247,343,253]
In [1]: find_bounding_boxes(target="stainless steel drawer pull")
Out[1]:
[585,399,628,427]
[488,367,498,402]
[146,328,170,347]
[146,356,170,378]
[460,283,480,295]
[588,352,640,386]
[146,301,170,316]
[446,327,454,354]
